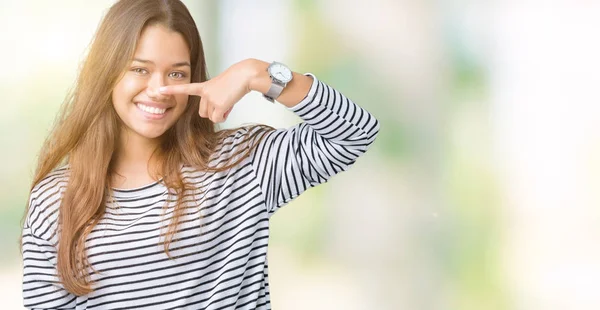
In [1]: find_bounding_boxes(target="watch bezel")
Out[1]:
[267,61,293,84]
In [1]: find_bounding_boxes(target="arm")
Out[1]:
[158,58,380,215]
[22,228,77,309]
[158,58,319,122]
[247,67,380,214]
[22,187,77,310]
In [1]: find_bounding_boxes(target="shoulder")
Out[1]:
[203,125,275,169]
[25,165,69,239]
[221,124,273,144]
[30,165,69,196]
[214,125,274,156]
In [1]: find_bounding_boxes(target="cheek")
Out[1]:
[175,94,189,108]
[113,76,144,104]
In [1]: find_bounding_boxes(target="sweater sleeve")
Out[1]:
[250,73,380,215]
[22,227,77,310]
[22,177,77,310]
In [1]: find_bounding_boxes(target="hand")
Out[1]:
[159,60,256,123]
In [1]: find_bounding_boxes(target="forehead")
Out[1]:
[133,24,190,64]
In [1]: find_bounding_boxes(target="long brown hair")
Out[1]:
[21,0,273,296]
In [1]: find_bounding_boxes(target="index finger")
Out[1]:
[159,82,204,96]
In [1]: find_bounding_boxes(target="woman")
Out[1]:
[21,0,379,309]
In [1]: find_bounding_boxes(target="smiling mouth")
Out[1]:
[136,103,170,115]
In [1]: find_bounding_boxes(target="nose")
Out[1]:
[145,73,169,100]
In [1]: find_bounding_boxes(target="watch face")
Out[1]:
[269,62,293,83]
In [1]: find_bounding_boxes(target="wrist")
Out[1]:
[243,58,270,93]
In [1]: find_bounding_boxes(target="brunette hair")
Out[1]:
[21,0,272,295]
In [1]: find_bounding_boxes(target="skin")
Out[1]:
[111,24,313,189]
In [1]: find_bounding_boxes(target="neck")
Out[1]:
[111,129,162,187]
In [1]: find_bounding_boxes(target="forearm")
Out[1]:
[240,57,379,147]
[244,58,313,108]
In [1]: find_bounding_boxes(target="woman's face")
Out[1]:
[112,24,191,141]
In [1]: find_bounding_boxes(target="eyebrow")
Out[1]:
[132,58,191,68]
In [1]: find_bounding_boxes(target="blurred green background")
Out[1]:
[2,1,600,309]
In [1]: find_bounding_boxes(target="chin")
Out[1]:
[132,125,170,140]
[144,130,169,140]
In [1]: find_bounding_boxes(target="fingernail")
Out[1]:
[159,87,167,93]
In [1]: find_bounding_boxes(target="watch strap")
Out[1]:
[264,79,285,103]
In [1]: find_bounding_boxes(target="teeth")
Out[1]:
[137,103,166,115]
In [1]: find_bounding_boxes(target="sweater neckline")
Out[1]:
[110,178,165,198]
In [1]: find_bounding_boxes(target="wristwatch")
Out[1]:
[264,61,293,103]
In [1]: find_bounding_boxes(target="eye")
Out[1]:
[169,71,187,79]
[131,67,148,75]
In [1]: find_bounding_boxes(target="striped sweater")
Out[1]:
[22,74,380,309]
